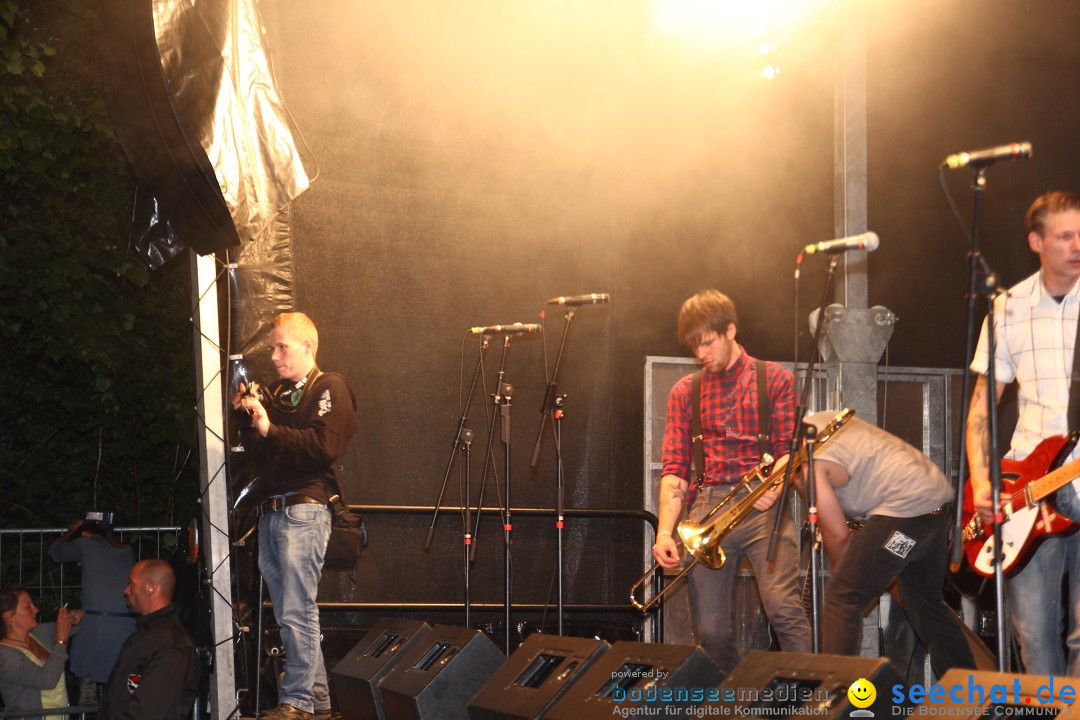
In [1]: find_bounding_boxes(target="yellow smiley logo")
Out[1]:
[848,678,876,709]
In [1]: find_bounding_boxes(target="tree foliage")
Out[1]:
[0,0,198,530]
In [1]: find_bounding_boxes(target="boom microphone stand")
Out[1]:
[425,334,491,625]
[944,161,1009,671]
[469,333,517,652]
[768,251,840,652]
[530,307,576,635]
[529,293,610,636]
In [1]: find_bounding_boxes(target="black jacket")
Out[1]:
[242,371,358,503]
[100,603,198,720]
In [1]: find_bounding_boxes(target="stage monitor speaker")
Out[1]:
[716,650,911,718]
[330,618,433,720]
[378,623,505,720]
[467,634,610,720]
[910,669,1077,716]
[542,640,721,720]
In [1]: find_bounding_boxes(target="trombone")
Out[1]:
[630,408,853,613]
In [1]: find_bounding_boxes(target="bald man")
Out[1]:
[100,560,198,720]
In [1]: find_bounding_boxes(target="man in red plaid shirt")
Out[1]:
[653,290,809,673]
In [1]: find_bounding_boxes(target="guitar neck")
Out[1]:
[1029,455,1080,503]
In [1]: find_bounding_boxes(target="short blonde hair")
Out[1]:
[1026,191,1080,237]
[272,312,319,358]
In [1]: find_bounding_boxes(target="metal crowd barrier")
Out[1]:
[0,526,182,601]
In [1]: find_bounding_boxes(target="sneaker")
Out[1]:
[258,705,315,720]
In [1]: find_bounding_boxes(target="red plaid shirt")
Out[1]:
[661,347,796,508]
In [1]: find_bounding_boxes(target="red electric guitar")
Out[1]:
[961,433,1080,578]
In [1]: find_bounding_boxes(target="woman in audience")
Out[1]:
[0,586,84,720]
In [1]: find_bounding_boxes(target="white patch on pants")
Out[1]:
[883,530,916,558]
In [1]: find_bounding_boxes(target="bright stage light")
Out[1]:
[650,0,828,48]
[649,0,828,82]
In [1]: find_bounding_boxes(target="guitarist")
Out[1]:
[966,191,1080,677]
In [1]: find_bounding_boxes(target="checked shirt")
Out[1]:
[971,269,1080,464]
[661,347,796,508]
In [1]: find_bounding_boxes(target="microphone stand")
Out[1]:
[425,334,491,626]
[947,164,1008,671]
[949,186,983,577]
[767,253,839,654]
[461,429,474,626]
[983,276,1008,672]
[802,422,820,653]
[530,307,577,635]
[553,394,566,635]
[469,334,516,652]
[500,381,514,648]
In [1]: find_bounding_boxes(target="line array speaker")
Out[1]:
[98,0,241,255]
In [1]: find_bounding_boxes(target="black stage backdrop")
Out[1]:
[238,0,1080,628]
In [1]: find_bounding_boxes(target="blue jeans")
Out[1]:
[1011,483,1080,676]
[259,503,332,713]
[686,486,811,674]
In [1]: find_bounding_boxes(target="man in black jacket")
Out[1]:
[236,312,357,720]
[100,559,197,720]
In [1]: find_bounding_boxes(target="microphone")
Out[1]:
[469,323,542,335]
[546,293,611,306]
[803,232,879,255]
[943,141,1032,170]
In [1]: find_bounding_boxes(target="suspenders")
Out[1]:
[689,359,770,488]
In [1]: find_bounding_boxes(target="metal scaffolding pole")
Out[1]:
[827,0,896,422]
[190,250,238,720]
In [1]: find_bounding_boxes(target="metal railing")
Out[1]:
[0,705,96,719]
[272,504,664,636]
[0,526,182,617]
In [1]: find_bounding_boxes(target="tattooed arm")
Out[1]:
[965,374,1007,521]
[652,474,688,568]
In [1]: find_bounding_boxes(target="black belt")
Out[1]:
[258,494,324,517]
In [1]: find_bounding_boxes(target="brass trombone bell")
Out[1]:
[629,455,775,613]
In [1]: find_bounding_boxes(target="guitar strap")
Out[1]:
[689,360,769,496]
[1068,304,1080,432]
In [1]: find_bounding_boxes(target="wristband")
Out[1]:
[657,531,672,537]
